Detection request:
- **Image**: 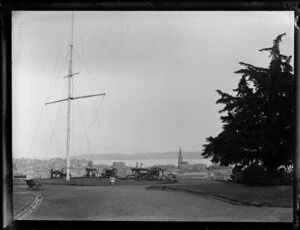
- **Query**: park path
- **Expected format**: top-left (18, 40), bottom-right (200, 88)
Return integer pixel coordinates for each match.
top-left (23, 184), bottom-right (292, 222)
top-left (14, 190), bottom-right (43, 220)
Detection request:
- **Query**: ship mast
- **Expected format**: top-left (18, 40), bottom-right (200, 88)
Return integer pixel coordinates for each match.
top-left (66, 11), bottom-right (74, 182)
top-left (45, 12), bottom-right (106, 181)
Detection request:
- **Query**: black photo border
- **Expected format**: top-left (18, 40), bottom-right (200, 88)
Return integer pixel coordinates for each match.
top-left (1, 1), bottom-right (299, 230)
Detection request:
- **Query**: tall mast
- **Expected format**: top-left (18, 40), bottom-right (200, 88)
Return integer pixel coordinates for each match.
top-left (45, 12), bottom-right (106, 181)
top-left (66, 11), bottom-right (74, 181)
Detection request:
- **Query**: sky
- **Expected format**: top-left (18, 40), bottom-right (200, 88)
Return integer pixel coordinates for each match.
top-left (12, 11), bottom-right (294, 159)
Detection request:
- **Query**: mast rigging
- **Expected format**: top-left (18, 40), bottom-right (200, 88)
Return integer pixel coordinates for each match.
top-left (45, 12), bottom-right (106, 181)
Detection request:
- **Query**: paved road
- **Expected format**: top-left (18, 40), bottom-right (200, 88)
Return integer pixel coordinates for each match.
top-left (25, 184), bottom-right (292, 222)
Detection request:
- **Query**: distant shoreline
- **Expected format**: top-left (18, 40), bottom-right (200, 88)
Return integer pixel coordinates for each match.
top-left (91, 158), bottom-right (213, 167)
top-left (14, 151), bottom-right (207, 161)
top-left (75, 151), bottom-right (205, 161)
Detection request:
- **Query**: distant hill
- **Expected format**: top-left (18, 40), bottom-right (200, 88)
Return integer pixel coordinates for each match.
top-left (75, 151), bottom-right (203, 161)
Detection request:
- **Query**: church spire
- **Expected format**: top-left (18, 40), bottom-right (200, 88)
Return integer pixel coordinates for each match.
top-left (178, 146), bottom-right (183, 168)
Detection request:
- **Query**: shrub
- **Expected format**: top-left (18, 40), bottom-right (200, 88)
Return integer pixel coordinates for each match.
top-left (230, 165), bottom-right (243, 183)
top-left (230, 163), bottom-right (293, 186)
top-left (239, 164), bottom-right (274, 186)
top-left (278, 170), bottom-right (293, 186)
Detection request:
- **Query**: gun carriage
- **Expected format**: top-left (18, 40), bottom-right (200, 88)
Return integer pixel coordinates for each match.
top-left (50, 169), bottom-right (71, 179)
top-left (127, 167), bottom-right (176, 182)
top-left (101, 168), bottom-right (118, 178)
top-left (85, 167), bottom-right (97, 177)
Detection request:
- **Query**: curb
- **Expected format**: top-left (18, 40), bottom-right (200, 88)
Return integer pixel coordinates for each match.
top-left (147, 186), bottom-right (291, 208)
top-left (14, 191), bottom-right (43, 220)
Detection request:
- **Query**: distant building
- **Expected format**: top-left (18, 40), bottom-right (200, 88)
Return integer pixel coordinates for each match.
top-left (153, 164), bottom-right (176, 170)
top-left (13, 163), bottom-right (17, 171)
top-left (178, 146), bottom-right (183, 168)
top-left (193, 164), bottom-right (207, 172)
top-left (179, 163), bottom-right (194, 171)
top-left (54, 162), bottom-right (65, 170)
top-left (112, 162), bottom-right (127, 178)
top-left (208, 164), bottom-right (233, 181)
top-left (24, 169), bottom-right (34, 177)
top-left (177, 147), bottom-right (190, 170)
top-left (175, 147), bottom-right (232, 181)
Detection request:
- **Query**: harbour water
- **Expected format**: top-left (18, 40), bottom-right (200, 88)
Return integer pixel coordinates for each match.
top-left (93, 158), bottom-right (213, 167)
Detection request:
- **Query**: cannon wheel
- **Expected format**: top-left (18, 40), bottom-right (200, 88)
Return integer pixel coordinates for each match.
top-left (138, 174), bottom-right (147, 181)
top-left (148, 167), bottom-right (163, 180)
top-left (148, 170), bottom-right (160, 180)
top-left (149, 173), bottom-right (159, 180)
top-left (132, 171), bottom-right (138, 178)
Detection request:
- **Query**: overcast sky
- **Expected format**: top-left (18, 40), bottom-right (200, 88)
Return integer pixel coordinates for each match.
top-left (12, 11), bottom-right (294, 159)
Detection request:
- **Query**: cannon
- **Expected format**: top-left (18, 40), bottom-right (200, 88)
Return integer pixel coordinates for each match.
top-left (144, 167), bottom-right (163, 180)
top-left (85, 167), bottom-right (97, 177)
top-left (127, 167), bottom-right (148, 180)
top-left (128, 167), bottom-right (176, 182)
top-left (50, 168), bottom-right (71, 179)
top-left (101, 168), bottom-right (118, 178)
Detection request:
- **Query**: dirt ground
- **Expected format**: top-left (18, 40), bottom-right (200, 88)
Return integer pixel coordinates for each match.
top-left (13, 192), bottom-right (36, 216)
top-left (13, 183), bottom-right (292, 222)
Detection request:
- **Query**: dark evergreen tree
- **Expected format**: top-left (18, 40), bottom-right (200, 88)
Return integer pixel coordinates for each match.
top-left (202, 33), bottom-right (295, 176)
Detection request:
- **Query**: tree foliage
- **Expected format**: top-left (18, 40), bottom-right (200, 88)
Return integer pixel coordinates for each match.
top-left (202, 33), bottom-right (295, 175)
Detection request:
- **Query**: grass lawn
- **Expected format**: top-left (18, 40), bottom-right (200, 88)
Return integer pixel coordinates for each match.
top-left (148, 179), bottom-right (293, 208)
top-left (13, 192), bottom-right (36, 216)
